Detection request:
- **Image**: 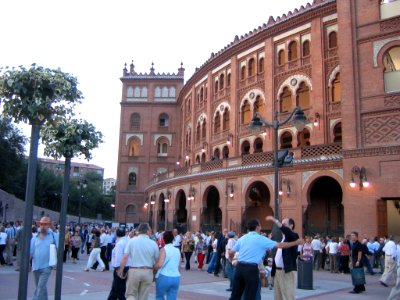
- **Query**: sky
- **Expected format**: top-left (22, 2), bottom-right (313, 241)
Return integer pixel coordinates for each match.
top-left (1, 0), bottom-right (310, 178)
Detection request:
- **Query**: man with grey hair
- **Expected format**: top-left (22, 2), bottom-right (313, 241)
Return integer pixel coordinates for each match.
top-left (118, 223), bottom-right (159, 300)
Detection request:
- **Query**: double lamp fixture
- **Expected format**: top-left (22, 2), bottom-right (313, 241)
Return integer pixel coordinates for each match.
top-left (350, 166), bottom-right (370, 190)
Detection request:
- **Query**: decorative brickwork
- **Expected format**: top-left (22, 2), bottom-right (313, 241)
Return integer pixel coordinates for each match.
top-left (380, 16), bottom-right (400, 31)
top-left (384, 93), bottom-right (400, 107)
top-left (301, 143), bottom-right (342, 158)
top-left (242, 151), bottom-right (274, 166)
top-left (363, 112), bottom-right (400, 146)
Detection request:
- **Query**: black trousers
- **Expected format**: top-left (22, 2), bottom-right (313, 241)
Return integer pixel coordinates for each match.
top-left (107, 267), bottom-right (128, 300)
top-left (107, 243), bottom-right (113, 262)
top-left (214, 252), bottom-right (222, 275)
top-left (230, 263), bottom-right (259, 300)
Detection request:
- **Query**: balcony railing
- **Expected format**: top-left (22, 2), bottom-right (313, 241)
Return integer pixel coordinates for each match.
top-left (301, 143), bottom-right (342, 158)
top-left (242, 151), bottom-right (274, 166)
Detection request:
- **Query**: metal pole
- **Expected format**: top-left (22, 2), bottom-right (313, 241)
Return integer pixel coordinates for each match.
top-left (78, 187), bottom-right (82, 225)
top-left (55, 156), bottom-right (71, 300)
top-left (272, 112), bottom-right (283, 242)
top-left (18, 123), bottom-right (40, 300)
top-left (164, 202), bottom-right (168, 231)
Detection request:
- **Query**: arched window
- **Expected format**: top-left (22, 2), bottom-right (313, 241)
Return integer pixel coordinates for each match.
top-left (202, 120), bottom-right (207, 140)
top-left (131, 113), bottom-right (141, 130)
top-left (383, 46), bottom-right (400, 93)
top-left (127, 86), bottom-right (134, 97)
top-left (157, 140), bottom-right (168, 156)
top-left (213, 148), bottom-right (220, 160)
top-left (248, 58), bottom-right (255, 76)
top-left (288, 41), bottom-right (298, 61)
top-left (155, 86), bottom-right (161, 97)
top-left (297, 128), bottom-right (311, 147)
top-left (128, 173), bottom-right (137, 186)
top-left (214, 80), bottom-right (219, 94)
top-left (302, 40), bottom-right (310, 57)
top-left (241, 66), bottom-right (246, 80)
top-left (200, 87), bottom-right (204, 101)
top-left (214, 112), bottom-right (221, 134)
top-left (126, 204), bottom-right (136, 214)
top-left (223, 107), bottom-right (230, 131)
top-left (134, 87), bottom-right (140, 97)
top-left (201, 152), bottom-right (206, 163)
top-left (159, 113), bottom-right (169, 127)
top-left (227, 73), bottom-right (231, 87)
top-left (196, 122), bottom-right (201, 144)
top-left (278, 49), bottom-right (285, 65)
top-left (162, 87), bottom-right (169, 97)
top-left (253, 137), bottom-right (263, 153)
top-left (128, 138), bottom-right (141, 156)
top-left (141, 87), bottom-right (148, 97)
top-left (296, 82), bottom-right (310, 109)
top-left (280, 131), bottom-right (293, 149)
top-left (223, 146), bottom-right (229, 159)
top-left (333, 122), bottom-right (342, 143)
top-left (195, 155), bottom-right (200, 164)
top-left (380, 0), bottom-right (400, 19)
top-left (280, 87), bottom-right (292, 113)
top-left (169, 87), bottom-right (176, 97)
top-left (219, 74), bottom-right (225, 90)
top-left (332, 73), bottom-right (341, 102)
top-left (258, 57), bottom-right (264, 73)
top-left (241, 141), bottom-right (250, 155)
top-left (254, 96), bottom-right (265, 116)
top-left (328, 32), bottom-right (338, 49)
top-left (241, 100), bottom-right (251, 124)
top-left (186, 99), bottom-right (191, 113)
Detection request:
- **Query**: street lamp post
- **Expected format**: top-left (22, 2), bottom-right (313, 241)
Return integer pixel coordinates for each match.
top-left (78, 179), bottom-right (87, 225)
top-left (249, 106), bottom-right (308, 236)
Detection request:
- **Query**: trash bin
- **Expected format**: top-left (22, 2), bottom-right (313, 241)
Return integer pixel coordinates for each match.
top-left (297, 256), bottom-right (313, 290)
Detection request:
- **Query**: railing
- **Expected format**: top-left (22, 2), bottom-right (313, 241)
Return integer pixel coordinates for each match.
top-left (242, 151), bottom-right (274, 166)
top-left (301, 143), bottom-right (342, 158)
top-left (201, 159), bottom-right (223, 171)
top-left (174, 166), bottom-right (189, 176)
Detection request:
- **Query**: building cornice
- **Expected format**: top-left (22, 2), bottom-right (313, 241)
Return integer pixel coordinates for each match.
top-left (343, 146), bottom-right (400, 158)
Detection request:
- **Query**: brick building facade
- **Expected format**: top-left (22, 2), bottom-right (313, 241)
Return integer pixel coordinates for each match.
top-left (115, 0), bottom-right (400, 238)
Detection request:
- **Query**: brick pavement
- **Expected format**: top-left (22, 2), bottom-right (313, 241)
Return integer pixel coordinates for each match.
top-left (0, 254), bottom-right (394, 299)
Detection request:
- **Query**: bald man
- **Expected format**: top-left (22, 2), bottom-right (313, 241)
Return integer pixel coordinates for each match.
top-left (30, 217), bottom-right (59, 300)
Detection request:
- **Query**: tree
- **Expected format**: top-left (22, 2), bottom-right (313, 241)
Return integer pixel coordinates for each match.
top-left (0, 64), bottom-right (82, 300)
top-left (0, 116), bottom-right (27, 198)
top-left (41, 117), bottom-right (102, 300)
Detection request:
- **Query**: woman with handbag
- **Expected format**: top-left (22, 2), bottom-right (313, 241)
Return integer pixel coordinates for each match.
top-left (181, 231), bottom-right (195, 270)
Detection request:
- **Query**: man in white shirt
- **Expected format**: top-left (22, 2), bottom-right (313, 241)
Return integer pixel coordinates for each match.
top-left (311, 235), bottom-right (322, 270)
top-left (225, 231), bottom-right (236, 292)
top-left (380, 235), bottom-right (397, 287)
top-left (108, 228), bottom-right (128, 300)
top-left (387, 240), bottom-right (400, 300)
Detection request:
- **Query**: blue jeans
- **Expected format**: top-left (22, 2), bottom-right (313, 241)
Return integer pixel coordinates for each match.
top-left (225, 260), bottom-right (234, 289)
top-left (33, 267), bottom-right (52, 300)
top-left (207, 252), bottom-right (216, 273)
top-left (155, 274), bottom-right (180, 300)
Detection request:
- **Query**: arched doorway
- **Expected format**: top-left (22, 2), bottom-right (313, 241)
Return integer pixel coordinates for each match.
top-left (158, 193), bottom-right (165, 231)
top-left (201, 186), bottom-right (222, 232)
top-left (304, 176), bottom-right (343, 237)
top-left (174, 190), bottom-right (188, 233)
top-left (242, 181), bottom-right (274, 232)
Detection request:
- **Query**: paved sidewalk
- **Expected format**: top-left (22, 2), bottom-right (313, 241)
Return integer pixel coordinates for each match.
top-left (0, 255), bottom-right (394, 299)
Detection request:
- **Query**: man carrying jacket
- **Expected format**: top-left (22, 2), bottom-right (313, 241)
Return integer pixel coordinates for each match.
top-left (266, 216), bottom-right (299, 300)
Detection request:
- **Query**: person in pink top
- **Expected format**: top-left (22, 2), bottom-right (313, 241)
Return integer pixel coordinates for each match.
top-left (301, 236), bottom-right (313, 257)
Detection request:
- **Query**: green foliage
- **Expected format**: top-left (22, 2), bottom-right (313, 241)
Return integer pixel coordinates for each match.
top-left (41, 118), bottom-right (103, 159)
top-left (34, 167), bottom-right (63, 210)
top-left (0, 64), bottom-right (82, 125)
top-left (0, 116), bottom-right (27, 198)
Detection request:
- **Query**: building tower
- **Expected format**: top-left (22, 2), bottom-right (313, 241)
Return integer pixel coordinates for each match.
top-left (115, 61), bottom-right (185, 225)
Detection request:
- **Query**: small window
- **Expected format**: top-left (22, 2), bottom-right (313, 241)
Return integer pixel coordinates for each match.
top-left (302, 40), bottom-right (310, 57)
top-left (214, 80), bottom-right (219, 93)
top-left (219, 74), bottom-right (225, 90)
top-left (169, 87), bottom-right (176, 97)
top-left (258, 57), bottom-right (264, 73)
top-left (202, 120), bottom-right (207, 139)
top-left (214, 112), bottom-right (221, 134)
top-left (128, 173), bottom-right (137, 186)
top-left (328, 32), bottom-right (338, 49)
top-left (157, 141), bottom-right (168, 156)
top-left (213, 148), bottom-right (220, 160)
top-left (278, 49), bottom-right (285, 66)
top-left (134, 87), bottom-right (140, 97)
top-left (162, 87), bottom-right (169, 97)
top-left (223, 107), bottom-right (230, 131)
top-left (159, 113), bottom-right (169, 127)
top-left (126, 204), bottom-right (136, 214)
top-left (129, 138), bottom-right (141, 156)
top-left (241, 66), bottom-right (246, 80)
top-left (254, 96), bottom-right (264, 116)
top-left (333, 122), bottom-right (342, 143)
top-left (297, 128), bottom-right (311, 147)
top-left (288, 41), bottom-right (298, 61)
top-left (253, 137), bottom-right (263, 153)
top-left (332, 73), bottom-right (341, 102)
top-left (241, 100), bottom-right (251, 124)
top-left (141, 87), bottom-right (148, 97)
top-left (280, 132), bottom-right (293, 149)
top-left (227, 73), bottom-right (231, 87)
top-left (155, 87), bottom-right (161, 97)
top-left (223, 146), bottom-right (229, 159)
top-left (296, 82), bottom-right (310, 109)
top-left (127, 86), bottom-right (134, 97)
top-left (280, 87), bottom-right (292, 113)
top-left (131, 113), bottom-right (141, 130)
top-left (201, 153), bottom-right (206, 163)
top-left (200, 87), bottom-right (204, 101)
top-left (248, 58), bottom-right (255, 76)
top-left (241, 141), bottom-right (250, 155)
top-left (196, 122), bottom-right (201, 143)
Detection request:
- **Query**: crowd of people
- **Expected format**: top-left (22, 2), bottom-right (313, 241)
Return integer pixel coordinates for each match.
top-left (1, 217), bottom-right (399, 300)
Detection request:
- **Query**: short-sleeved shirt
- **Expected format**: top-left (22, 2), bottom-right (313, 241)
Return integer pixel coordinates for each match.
top-left (30, 230), bottom-right (59, 271)
top-left (124, 234), bottom-right (159, 267)
top-left (233, 231), bottom-right (277, 264)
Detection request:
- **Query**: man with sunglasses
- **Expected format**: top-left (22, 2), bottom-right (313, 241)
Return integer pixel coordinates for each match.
top-left (30, 217), bottom-right (59, 300)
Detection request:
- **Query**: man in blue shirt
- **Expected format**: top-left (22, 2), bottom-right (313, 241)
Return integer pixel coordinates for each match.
top-left (30, 217), bottom-right (59, 300)
top-left (229, 219), bottom-right (302, 300)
